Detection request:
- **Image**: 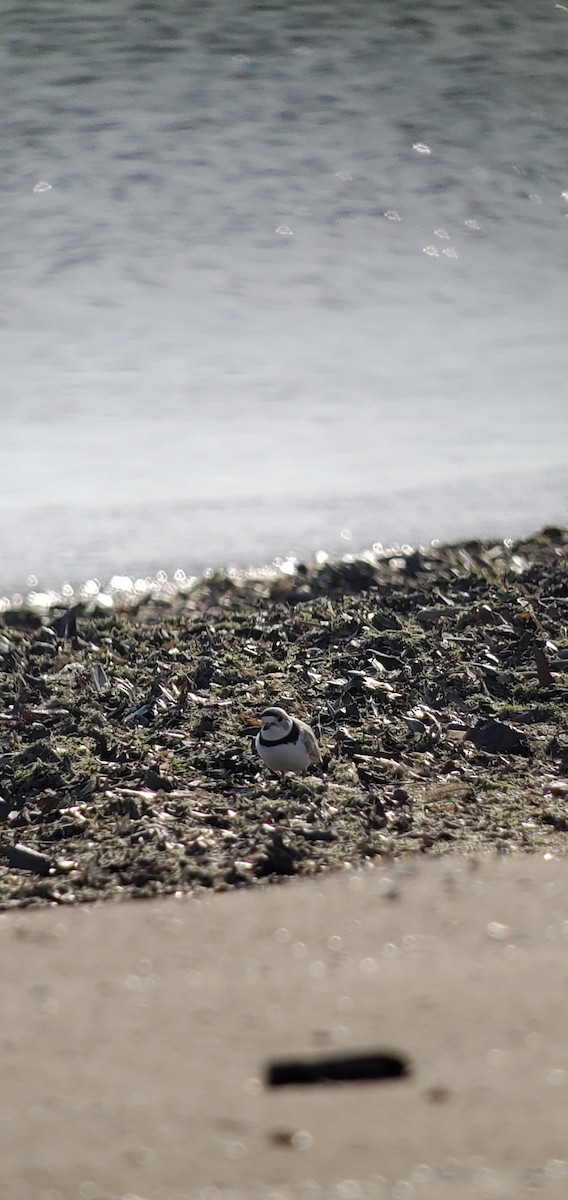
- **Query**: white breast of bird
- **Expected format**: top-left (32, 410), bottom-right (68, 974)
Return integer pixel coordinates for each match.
top-left (255, 735), bottom-right (314, 775)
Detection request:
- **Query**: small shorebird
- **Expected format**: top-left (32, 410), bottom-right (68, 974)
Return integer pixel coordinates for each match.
top-left (249, 706), bottom-right (322, 776)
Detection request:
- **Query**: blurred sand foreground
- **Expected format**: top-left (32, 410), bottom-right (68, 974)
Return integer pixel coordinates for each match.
top-left (2, 855), bottom-right (568, 1200)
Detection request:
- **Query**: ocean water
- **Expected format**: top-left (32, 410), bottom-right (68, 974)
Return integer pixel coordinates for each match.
top-left (1, 0), bottom-right (567, 591)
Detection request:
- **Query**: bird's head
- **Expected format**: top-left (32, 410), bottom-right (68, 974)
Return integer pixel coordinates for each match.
top-left (259, 706), bottom-right (293, 738)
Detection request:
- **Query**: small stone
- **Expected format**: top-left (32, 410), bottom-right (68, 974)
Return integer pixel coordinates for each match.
top-left (464, 718), bottom-right (530, 756)
top-left (392, 787), bottom-right (409, 804)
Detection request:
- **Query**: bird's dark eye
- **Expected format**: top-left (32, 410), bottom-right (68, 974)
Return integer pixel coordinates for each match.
top-left (277, 716), bottom-right (282, 722)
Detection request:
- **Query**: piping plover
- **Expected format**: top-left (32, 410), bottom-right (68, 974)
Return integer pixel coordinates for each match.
top-left (250, 706), bottom-right (322, 775)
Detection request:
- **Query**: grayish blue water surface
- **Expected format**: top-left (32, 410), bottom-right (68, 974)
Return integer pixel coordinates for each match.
top-left (1, 0), bottom-right (567, 590)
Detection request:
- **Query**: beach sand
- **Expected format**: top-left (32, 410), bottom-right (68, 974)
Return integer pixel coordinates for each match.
top-left (3, 854), bottom-right (568, 1199)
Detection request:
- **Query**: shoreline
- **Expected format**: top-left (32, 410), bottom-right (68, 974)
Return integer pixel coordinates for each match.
top-left (3, 474), bottom-right (567, 599)
top-left (2, 521), bottom-right (567, 616)
top-left (0, 525), bottom-right (567, 909)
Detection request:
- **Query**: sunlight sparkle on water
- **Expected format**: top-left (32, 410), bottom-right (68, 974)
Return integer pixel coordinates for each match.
top-left (276, 556), bottom-right (297, 576)
top-left (109, 575), bottom-right (134, 592)
top-left (81, 579), bottom-right (100, 597)
top-left (27, 590), bottom-right (60, 609)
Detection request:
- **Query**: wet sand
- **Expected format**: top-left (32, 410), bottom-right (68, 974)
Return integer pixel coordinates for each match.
top-left (3, 854), bottom-right (568, 1199)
